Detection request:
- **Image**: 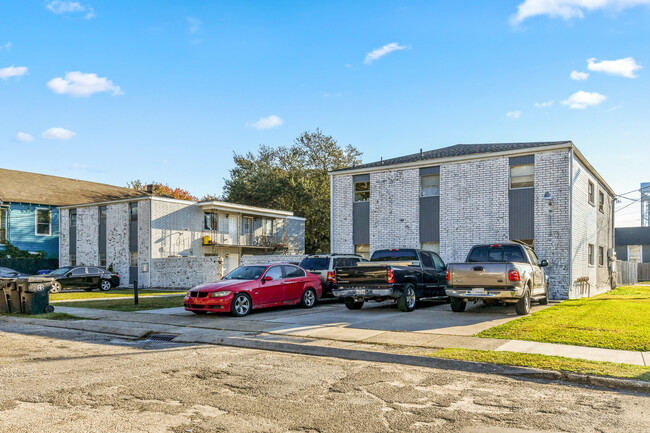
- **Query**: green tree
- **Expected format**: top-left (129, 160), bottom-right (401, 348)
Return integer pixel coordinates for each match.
top-left (222, 129), bottom-right (362, 254)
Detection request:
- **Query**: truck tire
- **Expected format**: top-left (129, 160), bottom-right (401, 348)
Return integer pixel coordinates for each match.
top-left (450, 297), bottom-right (466, 312)
top-left (397, 283), bottom-right (417, 312)
top-left (515, 286), bottom-right (531, 315)
top-left (344, 298), bottom-right (364, 310)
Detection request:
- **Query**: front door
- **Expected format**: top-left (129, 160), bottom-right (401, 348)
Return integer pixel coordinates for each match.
top-left (242, 217), bottom-right (253, 246)
top-left (253, 265), bottom-right (285, 306)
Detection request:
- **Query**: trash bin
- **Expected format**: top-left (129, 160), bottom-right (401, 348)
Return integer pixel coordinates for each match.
top-left (15, 277), bottom-right (55, 314)
top-left (0, 278), bottom-right (20, 314)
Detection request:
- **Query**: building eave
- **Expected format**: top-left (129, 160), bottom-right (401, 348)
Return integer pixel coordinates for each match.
top-left (197, 200), bottom-right (294, 218)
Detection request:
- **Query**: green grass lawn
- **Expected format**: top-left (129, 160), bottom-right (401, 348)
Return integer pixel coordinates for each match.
top-left (50, 289), bottom-right (185, 302)
top-left (55, 295), bottom-right (185, 312)
top-left (478, 286), bottom-right (650, 351)
top-left (0, 312), bottom-right (85, 321)
top-left (430, 348), bottom-right (650, 383)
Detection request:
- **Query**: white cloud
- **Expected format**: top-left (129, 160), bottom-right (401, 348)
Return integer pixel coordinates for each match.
top-left (323, 92), bottom-right (342, 98)
top-left (506, 110), bottom-right (522, 119)
top-left (0, 42), bottom-right (11, 50)
top-left (0, 66), bottom-right (28, 79)
top-left (561, 90), bottom-right (606, 109)
top-left (47, 71), bottom-right (123, 97)
top-left (46, 1), bottom-right (94, 19)
top-left (587, 57), bottom-right (642, 78)
top-left (570, 70), bottom-right (589, 80)
top-left (534, 100), bottom-right (554, 108)
top-left (15, 132), bottom-right (33, 142)
top-left (187, 17), bottom-right (201, 34)
top-left (42, 127), bottom-right (76, 140)
top-left (363, 42), bottom-right (407, 65)
top-left (248, 115), bottom-right (284, 130)
top-left (512, 0), bottom-right (650, 24)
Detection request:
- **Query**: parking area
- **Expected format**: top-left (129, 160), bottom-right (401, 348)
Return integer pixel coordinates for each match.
top-left (138, 299), bottom-right (551, 341)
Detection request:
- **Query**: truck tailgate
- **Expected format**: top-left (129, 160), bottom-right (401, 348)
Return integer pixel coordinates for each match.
top-left (448, 263), bottom-right (511, 288)
top-left (335, 266), bottom-right (390, 286)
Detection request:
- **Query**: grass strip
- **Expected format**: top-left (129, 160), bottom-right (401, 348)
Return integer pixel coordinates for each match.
top-left (477, 285), bottom-right (650, 351)
top-left (50, 289), bottom-right (185, 301)
top-left (0, 312), bottom-right (85, 321)
top-left (55, 295), bottom-right (185, 312)
top-left (430, 348), bottom-right (650, 383)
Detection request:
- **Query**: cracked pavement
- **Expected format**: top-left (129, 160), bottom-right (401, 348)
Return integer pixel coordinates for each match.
top-left (0, 323), bottom-right (648, 433)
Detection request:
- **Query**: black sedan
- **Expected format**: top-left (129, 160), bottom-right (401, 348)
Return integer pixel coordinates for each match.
top-left (0, 267), bottom-right (30, 278)
top-left (44, 266), bottom-right (120, 293)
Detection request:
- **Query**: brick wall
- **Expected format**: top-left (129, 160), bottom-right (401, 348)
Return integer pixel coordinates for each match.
top-left (137, 199), bottom-right (151, 287)
top-left (331, 174), bottom-right (354, 254)
top-left (106, 202), bottom-right (130, 285)
top-left (151, 199), bottom-right (205, 259)
top-left (440, 157), bottom-right (510, 263)
top-left (150, 257), bottom-right (222, 288)
top-left (241, 254), bottom-right (307, 266)
top-left (369, 169), bottom-right (420, 251)
top-left (76, 206), bottom-right (98, 266)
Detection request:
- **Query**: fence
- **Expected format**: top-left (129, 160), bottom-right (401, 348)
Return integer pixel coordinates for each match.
top-left (615, 260), bottom-right (638, 286)
top-left (639, 263), bottom-right (650, 282)
top-left (0, 258), bottom-right (59, 274)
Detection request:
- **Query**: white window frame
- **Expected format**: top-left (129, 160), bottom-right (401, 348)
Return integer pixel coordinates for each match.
top-left (354, 181), bottom-right (370, 202)
top-left (598, 246), bottom-right (605, 267)
top-left (35, 208), bottom-right (52, 236)
top-left (420, 174), bottom-right (440, 197)
top-left (588, 244), bottom-right (595, 267)
top-left (588, 180), bottom-right (595, 206)
top-left (598, 190), bottom-right (605, 213)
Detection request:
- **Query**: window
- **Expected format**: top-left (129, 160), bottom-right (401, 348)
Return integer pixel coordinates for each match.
top-left (598, 246), bottom-right (605, 267)
top-left (421, 174), bottom-right (440, 197)
top-left (71, 267), bottom-right (86, 276)
top-left (282, 265), bottom-right (305, 278)
top-left (299, 257), bottom-right (330, 270)
top-left (354, 244), bottom-right (370, 259)
top-left (420, 251), bottom-right (434, 268)
top-left (204, 213), bottom-right (217, 230)
top-left (354, 181), bottom-right (370, 202)
top-left (588, 244), bottom-right (594, 266)
top-left (598, 191), bottom-right (605, 213)
top-left (588, 181), bottom-right (595, 205)
top-left (467, 245), bottom-right (525, 263)
top-left (263, 219), bottom-right (273, 236)
top-left (130, 251), bottom-right (138, 267)
top-left (70, 254), bottom-right (76, 266)
top-left (0, 208), bottom-right (7, 244)
top-left (371, 249), bottom-right (419, 262)
top-left (431, 253), bottom-right (445, 269)
top-left (70, 210), bottom-right (77, 228)
top-left (99, 206), bottom-right (107, 219)
top-left (421, 242), bottom-right (440, 254)
top-left (87, 267), bottom-right (100, 276)
top-left (527, 249), bottom-right (540, 266)
top-left (35, 208), bottom-right (52, 236)
top-left (99, 253), bottom-right (107, 267)
top-left (264, 266), bottom-right (283, 280)
top-left (130, 203), bottom-right (138, 222)
top-left (510, 164), bottom-right (534, 189)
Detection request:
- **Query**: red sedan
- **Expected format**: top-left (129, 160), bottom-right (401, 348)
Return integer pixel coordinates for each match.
top-left (184, 263), bottom-right (323, 317)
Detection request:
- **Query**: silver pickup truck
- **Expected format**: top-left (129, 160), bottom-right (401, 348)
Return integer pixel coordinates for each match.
top-left (445, 243), bottom-right (549, 315)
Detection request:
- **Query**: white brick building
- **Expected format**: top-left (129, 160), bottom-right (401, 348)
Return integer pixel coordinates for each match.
top-left (59, 196), bottom-right (305, 288)
top-left (330, 141), bottom-right (615, 299)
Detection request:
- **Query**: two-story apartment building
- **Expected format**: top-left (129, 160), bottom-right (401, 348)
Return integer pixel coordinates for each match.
top-left (330, 141), bottom-right (616, 300)
top-left (59, 196), bottom-right (305, 288)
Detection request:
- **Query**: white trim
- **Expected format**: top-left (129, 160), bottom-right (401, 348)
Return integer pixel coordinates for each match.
top-left (198, 200), bottom-right (294, 218)
top-left (34, 207), bottom-right (52, 236)
top-left (58, 195), bottom-right (151, 209)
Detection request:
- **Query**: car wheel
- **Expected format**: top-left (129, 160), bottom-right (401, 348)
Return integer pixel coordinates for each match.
top-left (230, 293), bottom-right (252, 317)
top-left (99, 279), bottom-right (112, 292)
top-left (49, 281), bottom-right (62, 294)
top-left (397, 283), bottom-right (417, 312)
top-left (193, 310), bottom-right (208, 315)
top-left (538, 284), bottom-right (549, 305)
top-left (43, 305), bottom-right (54, 314)
top-left (344, 298), bottom-right (364, 310)
top-left (450, 297), bottom-right (466, 312)
top-left (300, 288), bottom-right (317, 308)
top-left (515, 286), bottom-right (532, 315)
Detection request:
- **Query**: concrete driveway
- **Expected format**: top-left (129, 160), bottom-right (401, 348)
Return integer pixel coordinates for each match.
top-left (140, 298), bottom-right (550, 342)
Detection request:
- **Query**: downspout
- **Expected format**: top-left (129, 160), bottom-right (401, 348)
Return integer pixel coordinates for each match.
top-left (568, 147), bottom-right (574, 299)
top-left (611, 196), bottom-right (616, 288)
top-left (330, 173), bottom-right (334, 254)
top-left (149, 197), bottom-right (153, 289)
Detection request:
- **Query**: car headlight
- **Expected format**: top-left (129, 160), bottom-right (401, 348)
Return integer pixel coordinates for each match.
top-left (210, 290), bottom-right (232, 298)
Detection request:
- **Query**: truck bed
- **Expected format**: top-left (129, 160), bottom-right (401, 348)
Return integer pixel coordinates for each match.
top-left (447, 262), bottom-right (515, 289)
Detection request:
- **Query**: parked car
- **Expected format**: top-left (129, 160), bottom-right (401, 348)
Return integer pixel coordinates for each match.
top-left (43, 266), bottom-right (120, 293)
top-left (445, 243), bottom-right (549, 315)
top-left (333, 248), bottom-right (448, 312)
top-left (0, 267), bottom-right (30, 278)
top-left (184, 263), bottom-right (322, 317)
top-left (299, 254), bottom-right (366, 297)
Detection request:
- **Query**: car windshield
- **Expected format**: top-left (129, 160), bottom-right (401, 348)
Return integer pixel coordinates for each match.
top-left (467, 246), bottom-right (526, 263)
top-left (298, 257), bottom-right (329, 270)
top-left (49, 267), bottom-right (73, 276)
top-left (371, 250), bottom-right (419, 262)
top-left (223, 266), bottom-right (267, 280)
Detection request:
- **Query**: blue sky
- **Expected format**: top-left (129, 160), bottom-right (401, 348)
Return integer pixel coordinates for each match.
top-left (1, 1), bottom-right (648, 225)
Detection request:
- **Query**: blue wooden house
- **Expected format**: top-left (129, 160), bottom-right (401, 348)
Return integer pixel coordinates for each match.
top-left (0, 168), bottom-right (148, 259)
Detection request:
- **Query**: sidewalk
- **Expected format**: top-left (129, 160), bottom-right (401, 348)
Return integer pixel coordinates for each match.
top-left (22, 305), bottom-right (650, 367)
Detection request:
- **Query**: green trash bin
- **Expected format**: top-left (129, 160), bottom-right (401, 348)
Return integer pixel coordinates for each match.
top-left (0, 278), bottom-right (20, 314)
top-left (16, 277), bottom-right (55, 315)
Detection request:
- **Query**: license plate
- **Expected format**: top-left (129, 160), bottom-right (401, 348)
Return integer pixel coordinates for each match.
top-left (471, 288), bottom-right (485, 295)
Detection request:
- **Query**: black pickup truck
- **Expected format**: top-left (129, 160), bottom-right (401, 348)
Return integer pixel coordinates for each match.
top-left (332, 249), bottom-right (447, 312)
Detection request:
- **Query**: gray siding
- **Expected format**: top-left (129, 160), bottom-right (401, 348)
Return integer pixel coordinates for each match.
top-left (644, 245), bottom-right (650, 263)
top-left (615, 227), bottom-right (650, 246)
top-left (420, 166), bottom-right (440, 176)
top-left (509, 155), bottom-right (535, 166)
top-left (615, 246), bottom-right (628, 261)
top-left (353, 201), bottom-right (370, 245)
top-left (129, 203), bottom-right (138, 253)
top-left (353, 173), bottom-right (370, 182)
top-left (419, 196), bottom-right (440, 242)
top-left (98, 206), bottom-right (107, 259)
top-left (509, 188), bottom-right (534, 240)
top-left (69, 209), bottom-right (76, 257)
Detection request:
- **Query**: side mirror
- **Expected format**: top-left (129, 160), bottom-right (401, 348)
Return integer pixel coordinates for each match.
top-left (262, 276), bottom-right (273, 282)
top-left (65, 273), bottom-right (72, 278)
top-left (540, 260), bottom-right (549, 267)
